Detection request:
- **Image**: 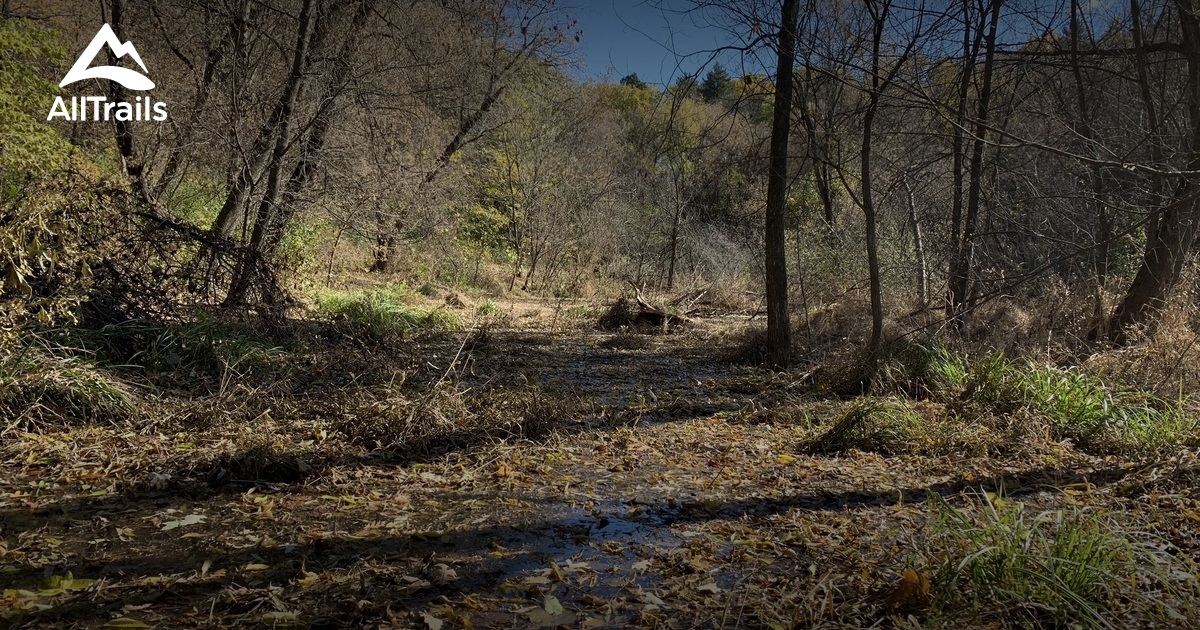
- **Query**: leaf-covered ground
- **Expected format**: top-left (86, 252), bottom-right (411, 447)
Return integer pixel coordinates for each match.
top-left (2, 308), bottom-right (1199, 628)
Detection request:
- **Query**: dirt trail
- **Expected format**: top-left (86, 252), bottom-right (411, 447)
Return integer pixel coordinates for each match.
top-left (0, 320), bottom-right (1187, 628)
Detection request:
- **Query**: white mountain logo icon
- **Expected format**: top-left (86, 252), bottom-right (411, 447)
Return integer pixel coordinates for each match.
top-left (60, 23), bottom-right (155, 91)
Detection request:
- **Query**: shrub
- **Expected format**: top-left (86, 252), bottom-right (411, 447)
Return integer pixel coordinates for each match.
top-left (0, 20), bottom-right (111, 338)
top-left (874, 338), bottom-right (969, 400)
top-left (476, 299), bottom-right (501, 317)
top-left (60, 317), bottom-right (283, 381)
top-left (596, 297), bottom-right (638, 331)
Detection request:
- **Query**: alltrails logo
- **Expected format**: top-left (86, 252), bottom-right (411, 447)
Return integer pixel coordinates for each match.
top-left (48, 24), bottom-right (168, 122)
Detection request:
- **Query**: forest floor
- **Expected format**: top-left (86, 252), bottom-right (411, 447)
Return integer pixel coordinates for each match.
top-left (2, 300), bottom-right (1199, 628)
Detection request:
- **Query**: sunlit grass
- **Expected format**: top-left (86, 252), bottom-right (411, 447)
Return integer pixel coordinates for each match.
top-left (311, 287), bottom-right (461, 338)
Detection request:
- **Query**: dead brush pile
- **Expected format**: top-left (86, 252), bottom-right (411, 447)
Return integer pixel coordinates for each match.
top-left (595, 297), bottom-right (640, 331)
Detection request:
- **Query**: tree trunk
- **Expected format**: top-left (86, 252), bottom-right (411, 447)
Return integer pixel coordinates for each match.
top-left (1069, 0), bottom-right (1111, 337)
top-left (948, 0), bottom-right (1001, 325)
top-left (210, 0), bottom-right (320, 240)
top-left (152, 1), bottom-right (249, 203)
top-left (764, 0), bottom-right (799, 370)
top-left (904, 179), bottom-right (928, 305)
top-left (860, 0), bottom-right (895, 364)
top-left (223, 0), bottom-right (317, 306)
top-left (797, 87), bottom-right (835, 227)
top-left (371, 86), bottom-right (507, 272)
top-left (1131, 0), bottom-right (1166, 245)
top-left (1109, 0), bottom-right (1200, 343)
top-left (107, 0), bottom-right (159, 216)
top-left (946, 0), bottom-right (981, 323)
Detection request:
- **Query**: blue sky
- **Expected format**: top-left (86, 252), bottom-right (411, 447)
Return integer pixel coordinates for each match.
top-left (570, 1), bottom-right (745, 87)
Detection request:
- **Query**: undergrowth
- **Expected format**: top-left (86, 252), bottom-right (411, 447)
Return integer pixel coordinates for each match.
top-left (965, 354), bottom-right (1195, 451)
top-left (928, 491), bottom-right (1199, 628)
top-left (59, 317), bottom-right (285, 380)
top-left (0, 344), bottom-right (136, 431)
top-left (868, 339), bottom-right (1197, 454)
top-left (338, 381), bottom-right (588, 459)
top-left (312, 287), bottom-right (461, 339)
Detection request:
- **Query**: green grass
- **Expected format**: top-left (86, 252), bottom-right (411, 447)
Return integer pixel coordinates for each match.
top-left (929, 491), bottom-right (1198, 628)
top-left (312, 287), bottom-right (461, 338)
top-left (875, 338), bottom-right (970, 400)
top-left (876, 343), bottom-right (1196, 451)
top-left (966, 354), bottom-right (1196, 450)
top-left (476, 299), bottom-right (501, 317)
top-left (808, 397), bottom-right (929, 455)
top-left (58, 317), bottom-right (284, 379)
top-left (0, 345), bottom-right (137, 428)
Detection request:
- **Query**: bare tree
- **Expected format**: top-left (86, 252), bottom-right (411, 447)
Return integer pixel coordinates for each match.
top-left (764, 0), bottom-right (799, 369)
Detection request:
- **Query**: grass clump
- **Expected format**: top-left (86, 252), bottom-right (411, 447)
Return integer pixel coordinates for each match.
top-left (339, 383), bottom-right (584, 459)
top-left (929, 492), bottom-right (1198, 628)
top-left (875, 338), bottom-right (970, 400)
top-left (965, 354), bottom-right (1195, 451)
top-left (476, 299), bottom-right (501, 317)
top-left (808, 398), bottom-right (930, 455)
top-left (62, 317), bottom-right (283, 380)
top-left (0, 347), bottom-right (137, 430)
top-left (313, 288), bottom-right (461, 339)
top-left (565, 304), bottom-right (599, 320)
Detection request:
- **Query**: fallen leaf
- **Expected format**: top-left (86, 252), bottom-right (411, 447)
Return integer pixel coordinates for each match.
top-left (421, 612), bottom-right (444, 630)
top-left (543, 595), bottom-right (564, 615)
top-left (886, 568), bottom-right (932, 609)
top-left (161, 514), bottom-right (206, 531)
top-left (103, 619), bottom-right (150, 629)
top-left (260, 611), bottom-right (299, 626)
top-left (41, 574), bottom-right (94, 591)
top-left (697, 582), bottom-right (721, 594)
top-left (428, 563), bottom-right (458, 585)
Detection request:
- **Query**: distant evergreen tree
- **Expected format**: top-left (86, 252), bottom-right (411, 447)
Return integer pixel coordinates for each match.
top-left (619, 73), bottom-right (648, 89)
top-left (699, 64), bottom-right (733, 103)
top-left (671, 74), bottom-right (698, 96)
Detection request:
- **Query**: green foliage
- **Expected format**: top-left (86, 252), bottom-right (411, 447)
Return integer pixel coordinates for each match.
top-left (699, 64), bottom-right (733, 104)
top-left (165, 176), bottom-right (224, 228)
top-left (476, 299), bottom-right (500, 317)
top-left (312, 287), bottom-right (461, 338)
top-left (458, 202), bottom-right (513, 261)
top-left (0, 18), bottom-right (109, 338)
top-left (276, 214), bottom-right (333, 283)
top-left (930, 492), bottom-right (1198, 628)
top-left (874, 339), bottom-right (969, 400)
top-left (618, 73), bottom-right (648, 90)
